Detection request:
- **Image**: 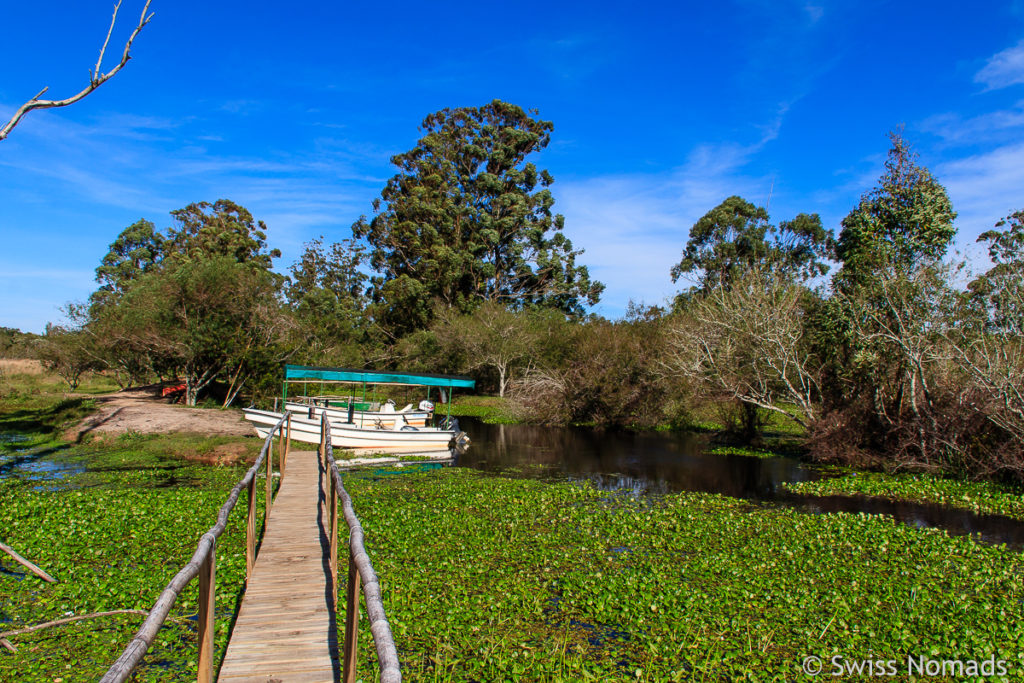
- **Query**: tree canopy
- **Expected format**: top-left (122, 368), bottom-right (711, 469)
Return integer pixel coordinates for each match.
top-left (670, 195), bottom-right (833, 302)
top-left (353, 99), bottom-right (603, 335)
top-left (835, 133), bottom-right (956, 290)
top-left (164, 199), bottom-right (281, 269)
top-left (93, 218), bottom-right (164, 302)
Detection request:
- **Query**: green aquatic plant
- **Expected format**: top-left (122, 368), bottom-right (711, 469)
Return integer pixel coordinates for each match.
top-left (339, 468), bottom-right (1024, 681)
top-left (0, 428), bottom-right (270, 681)
top-left (706, 446), bottom-right (785, 459)
top-left (785, 472), bottom-right (1024, 521)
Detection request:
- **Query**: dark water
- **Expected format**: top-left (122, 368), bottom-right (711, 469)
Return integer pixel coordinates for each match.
top-left (457, 419), bottom-right (1024, 550)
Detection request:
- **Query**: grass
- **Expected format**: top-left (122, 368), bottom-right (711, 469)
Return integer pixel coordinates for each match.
top-left (785, 472), bottom-right (1024, 521)
top-left (340, 468), bottom-right (1024, 681)
top-left (447, 394), bottom-right (521, 424)
top-left (1, 364), bottom-right (121, 399)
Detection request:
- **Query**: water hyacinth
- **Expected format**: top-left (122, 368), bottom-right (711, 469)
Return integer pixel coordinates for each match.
top-left (785, 472), bottom-right (1024, 522)
top-left (341, 469), bottom-right (1024, 681)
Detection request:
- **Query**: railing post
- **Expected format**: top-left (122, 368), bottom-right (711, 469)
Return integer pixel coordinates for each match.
top-left (283, 414), bottom-right (290, 477)
top-left (246, 473), bottom-right (256, 579)
top-left (197, 539), bottom-right (216, 683)
top-left (330, 471), bottom-right (338, 609)
top-left (278, 415), bottom-right (286, 479)
top-left (343, 544), bottom-right (361, 683)
top-left (265, 438), bottom-right (273, 526)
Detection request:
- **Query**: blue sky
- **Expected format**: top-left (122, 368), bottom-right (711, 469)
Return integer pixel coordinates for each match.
top-left (2, 0), bottom-right (1024, 332)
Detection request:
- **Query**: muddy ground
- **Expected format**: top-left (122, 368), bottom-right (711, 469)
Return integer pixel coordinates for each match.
top-left (70, 385), bottom-right (254, 440)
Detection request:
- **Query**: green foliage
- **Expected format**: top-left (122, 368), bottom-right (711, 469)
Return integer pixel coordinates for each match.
top-left (353, 100), bottom-right (603, 335)
top-left (35, 325), bottom-right (104, 390)
top-left (511, 316), bottom-right (689, 428)
top-left (285, 236), bottom-right (370, 364)
top-left (706, 445), bottom-right (786, 459)
top-left (0, 458), bottom-right (260, 681)
top-left (0, 394), bottom-right (267, 681)
top-left (971, 209), bottom-right (1024, 330)
top-left (785, 472), bottom-right (1024, 520)
top-left (834, 133), bottom-right (956, 291)
top-left (93, 218), bottom-right (165, 301)
top-left (670, 195), bottom-right (833, 302)
top-left (107, 256), bottom-right (289, 405)
top-left (806, 134), bottom-right (997, 475)
top-left (165, 199), bottom-right (281, 270)
top-left (429, 302), bottom-right (553, 397)
top-left (0, 327), bottom-right (41, 358)
top-left (341, 468), bottom-right (1024, 681)
top-left (447, 395), bottom-right (520, 424)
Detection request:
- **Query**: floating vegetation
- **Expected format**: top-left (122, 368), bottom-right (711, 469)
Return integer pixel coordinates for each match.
top-left (706, 445), bottom-right (785, 459)
top-left (785, 472), bottom-right (1024, 522)
top-left (342, 468), bottom-right (1024, 681)
top-left (0, 398), bottom-right (265, 681)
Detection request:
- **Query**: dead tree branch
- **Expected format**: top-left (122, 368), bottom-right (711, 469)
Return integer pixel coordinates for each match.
top-left (0, 610), bottom-right (149, 642)
top-left (0, 541), bottom-right (57, 583)
top-left (0, 0), bottom-right (154, 142)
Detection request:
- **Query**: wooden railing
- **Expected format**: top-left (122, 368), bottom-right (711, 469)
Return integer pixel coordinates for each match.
top-left (101, 413), bottom-right (293, 683)
top-left (319, 415), bottom-right (402, 683)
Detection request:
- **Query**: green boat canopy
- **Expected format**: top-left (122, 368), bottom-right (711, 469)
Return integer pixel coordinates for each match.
top-left (284, 364), bottom-right (476, 389)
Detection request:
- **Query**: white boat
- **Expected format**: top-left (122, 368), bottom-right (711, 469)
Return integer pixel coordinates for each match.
top-left (284, 398), bottom-right (431, 428)
top-left (245, 365), bottom-right (476, 454)
top-left (244, 408), bottom-right (466, 452)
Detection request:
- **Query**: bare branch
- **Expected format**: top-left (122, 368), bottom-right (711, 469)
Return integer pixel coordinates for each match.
top-left (94, 1), bottom-right (124, 83)
top-left (0, 610), bottom-right (149, 640)
top-left (0, 541), bottom-right (57, 583)
top-left (0, 0), bottom-right (154, 142)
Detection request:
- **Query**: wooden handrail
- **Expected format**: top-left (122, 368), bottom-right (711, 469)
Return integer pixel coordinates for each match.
top-left (320, 415), bottom-right (402, 683)
top-left (101, 412), bottom-right (292, 683)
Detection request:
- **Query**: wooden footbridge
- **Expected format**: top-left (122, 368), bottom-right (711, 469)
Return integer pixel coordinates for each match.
top-left (101, 415), bottom-right (402, 683)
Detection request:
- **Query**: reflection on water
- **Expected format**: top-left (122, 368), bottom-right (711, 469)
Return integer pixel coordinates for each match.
top-left (458, 419), bottom-right (1024, 550)
top-left (457, 419), bottom-right (820, 497)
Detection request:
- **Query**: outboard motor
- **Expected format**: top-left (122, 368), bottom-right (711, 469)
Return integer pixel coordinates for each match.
top-left (439, 416), bottom-right (460, 433)
top-left (347, 402), bottom-right (355, 424)
top-left (307, 405), bottom-right (315, 420)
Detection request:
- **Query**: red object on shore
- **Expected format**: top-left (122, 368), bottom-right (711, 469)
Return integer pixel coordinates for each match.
top-left (161, 383), bottom-right (186, 397)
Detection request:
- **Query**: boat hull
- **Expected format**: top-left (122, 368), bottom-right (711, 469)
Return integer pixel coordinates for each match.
top-left (244, 408), bottom-right (460, 453)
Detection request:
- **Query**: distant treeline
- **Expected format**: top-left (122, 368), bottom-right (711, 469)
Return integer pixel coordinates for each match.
top-left (18, 102), bottom-right (1024, 483)
top-left (0, 327), bottom-right (40, 358)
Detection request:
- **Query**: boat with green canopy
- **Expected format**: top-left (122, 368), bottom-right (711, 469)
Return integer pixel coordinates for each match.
top-left (243, 365), bottom-right (475, 452)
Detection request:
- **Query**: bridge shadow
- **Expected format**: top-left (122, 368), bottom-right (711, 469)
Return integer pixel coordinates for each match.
top-left (317, 451), bottom-right (342, 681)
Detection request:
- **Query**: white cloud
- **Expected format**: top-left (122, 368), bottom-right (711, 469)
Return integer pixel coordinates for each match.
top-left (975, 40), bottom-right (1024, 90)
top-left (556, 141), bottom-right (772, 316)
top-left (922, 100), bottom-right (1024, 144)
top-left (804, 4), bottom-right (824, 23)
top-left (939, 141), bottom-right (1024, 245)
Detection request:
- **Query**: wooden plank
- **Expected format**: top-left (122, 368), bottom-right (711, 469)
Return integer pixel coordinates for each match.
top-left (219, 451), bottom-right (340, 682)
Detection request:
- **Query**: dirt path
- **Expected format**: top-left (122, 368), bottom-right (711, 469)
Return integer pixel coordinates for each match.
top-left (70, 386), bottom-right (254, 440)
